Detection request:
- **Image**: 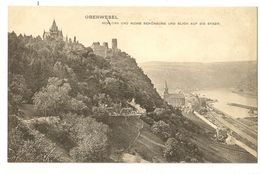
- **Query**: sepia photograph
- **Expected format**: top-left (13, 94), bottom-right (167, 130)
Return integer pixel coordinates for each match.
top-left (8, 6), bottom-right (257, 163)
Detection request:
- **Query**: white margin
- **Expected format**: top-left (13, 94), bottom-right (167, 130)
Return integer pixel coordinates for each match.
top-left (1, 1), bottom-right (259, 174)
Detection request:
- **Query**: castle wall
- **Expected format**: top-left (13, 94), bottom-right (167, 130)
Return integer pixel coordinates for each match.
top-left (91, 44), bottom-right (107, 57)
top-left (91, 39), bottom-right (119, 57)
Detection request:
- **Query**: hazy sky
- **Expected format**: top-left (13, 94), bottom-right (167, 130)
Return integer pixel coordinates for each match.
top-left (9, 7), bottom-right (257, 63)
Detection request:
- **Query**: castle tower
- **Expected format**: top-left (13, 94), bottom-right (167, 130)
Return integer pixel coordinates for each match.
top-left (91, 41), bottom-right (107, 57)
top-left (60, 29), bottom-right (63, 38)
top-left (112, 38), bottom-right (117, 50)
top-left (103, 42), bottom-right (108, 49)
top-left (163, 81), bottom-right (169, 99)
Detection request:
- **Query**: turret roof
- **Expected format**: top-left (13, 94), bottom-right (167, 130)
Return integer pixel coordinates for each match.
top-left (50, 20), bottom-right (58, 31)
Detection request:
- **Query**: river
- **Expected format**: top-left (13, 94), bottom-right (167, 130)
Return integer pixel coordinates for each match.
top-left (198, 88), bottom-right (257, 118)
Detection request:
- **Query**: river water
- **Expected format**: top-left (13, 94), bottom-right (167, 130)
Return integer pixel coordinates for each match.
top-left (198, 88), bottom-right (257, 118)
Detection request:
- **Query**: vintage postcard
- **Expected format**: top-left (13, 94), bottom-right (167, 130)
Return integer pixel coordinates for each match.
top-left (8, 6), bottom-right (257, 163)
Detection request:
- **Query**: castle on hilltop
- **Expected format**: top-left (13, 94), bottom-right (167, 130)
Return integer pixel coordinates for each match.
top-left (42, 20), bottom-right (120, 57)
top-left (43, 20), bottom-right (78, 44)
top-left (91, 38), bottom-right (119, 58)
top-left (43, 20), bottom-right (63, 40)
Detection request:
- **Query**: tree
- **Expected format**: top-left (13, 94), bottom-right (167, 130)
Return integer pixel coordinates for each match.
top-left (93, 93), bottom-right (113, 106)
top-left (33, 77), bottom-right (71, 116)
top-left (53, 61), bottom-right (76, 80)
top-left (8, 115), bottom-right (61, 162)
top-left (8, 74), bottom-right (32, 114)
top-left (8, 32), bottom-right (29, 75)
top-left (151, 120), bottom-right (171, 140)
top-left (102, 77), bottom-right (124, 98)
top-left (164, 137), bottom-right (184, 162)
top-left (70, 98), bottom-right (89, 115)
top-left (63, 114), bottom-right (110, 162)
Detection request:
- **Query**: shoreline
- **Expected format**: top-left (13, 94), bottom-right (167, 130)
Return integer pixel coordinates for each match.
top-left (193, 110), bottom-right (257, 158)
top-left (231, 90), bottom-right (257, 99)
top-left (182, 111), bottom-right (257, 162)
top-left (198, 88), bottom-right (257, 119)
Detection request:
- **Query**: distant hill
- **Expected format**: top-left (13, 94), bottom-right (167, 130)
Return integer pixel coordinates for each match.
top-left (139, 61), bottom-right (257, 96)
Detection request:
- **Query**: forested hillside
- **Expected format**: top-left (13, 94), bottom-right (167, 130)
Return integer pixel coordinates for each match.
top-left (8, 32), bottom-right (203, 162)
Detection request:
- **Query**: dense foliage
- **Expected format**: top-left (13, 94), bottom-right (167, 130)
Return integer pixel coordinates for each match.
top-left (8, 115), bottom-right (62, 162)
top-left (8, 32), bottom-right (163, 113)
top-left (65, 114), bottom-right (110, 162)
top-left (8, 32), bottom-right (204, 162)
top-left (108, 52), bottom-right (164, 112)
top-left (144, 107), bottom-right (204, 162)
top-left (8, 74), bottom-right (32, 114)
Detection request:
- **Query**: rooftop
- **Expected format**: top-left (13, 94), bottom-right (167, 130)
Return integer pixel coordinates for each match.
top-left (165, 93), bottom-right (185, 99)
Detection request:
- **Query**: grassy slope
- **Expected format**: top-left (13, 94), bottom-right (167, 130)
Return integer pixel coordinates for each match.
top-left (101, 116), bottom-right (166, 162)
top-left (18, 106), bottom-right (165, 163)
top-left (134, 124), bottom-right (165, 162)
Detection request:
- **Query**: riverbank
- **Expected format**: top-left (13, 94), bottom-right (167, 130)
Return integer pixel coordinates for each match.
top-left (198, 88), bottom-right (257, 118)
top-left (182, 112), bottom-right (256, 162)
top-left (210, 106), bottom-right (257, 148)
top-left (231, 89), bottom-right (257, 99)
top-left (237, 117), bottom-right (258, 133)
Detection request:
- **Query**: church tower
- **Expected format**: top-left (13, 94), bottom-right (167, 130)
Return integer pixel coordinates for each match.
top-left (163, 81), bottom-right (169, 99)
top-left (43, 19), bottom-right (63, 40)
top-left (50, 20), bottom-right (58, 32)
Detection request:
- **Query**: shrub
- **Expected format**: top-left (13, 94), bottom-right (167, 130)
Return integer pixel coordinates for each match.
top-left (151, 120), bottom-right (171, 140)
top-left (62, 114), bottom-right (111, 162)
top-left (8, 115), bottom-right (61, 162)
top-left (8, 74), bottom-right (32, 114)
top-left (164, 137), bottom-right (185, 162)
top-left (140, 115), bottom-right (155, 125)
top-left (70, 98), bottom-right (89, 115)
top-left (33, 77), bottom-right (71, 116)
top-left (92, 104), bottom-right (110, 117)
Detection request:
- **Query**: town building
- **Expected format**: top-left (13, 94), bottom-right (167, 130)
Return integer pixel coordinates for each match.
top-left (163, 81), bottom-right (185, 107)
